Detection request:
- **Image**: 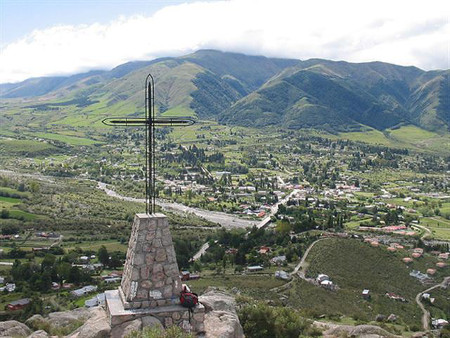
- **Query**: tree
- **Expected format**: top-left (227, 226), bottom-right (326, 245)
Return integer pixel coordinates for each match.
top-left (41, 253), bottom-right (56, 272)
top-left (68, 266), bottom-right (81, 284)
top-left (97, 245), bottom-right (109, 267)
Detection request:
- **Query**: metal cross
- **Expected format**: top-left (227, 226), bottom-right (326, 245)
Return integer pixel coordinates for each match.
top-left (102, 74), bottom-right (195, 214)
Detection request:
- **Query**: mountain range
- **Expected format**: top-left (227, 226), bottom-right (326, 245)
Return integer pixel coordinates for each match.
top-left (1, 50), bottom-right (448, 132)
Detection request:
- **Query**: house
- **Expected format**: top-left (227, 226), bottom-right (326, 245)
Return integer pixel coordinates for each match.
top-left (275, 271), bottom-right (291, 280)
top-left (180, 271), bottom-right (190, 281)
top-left (0, 283), bottom-right (16, 292)
top-left (317, 274), bottom-right (329, 283)
top-left (188, 274), bottom-right (200, 280)
top-left (7, 298), bottom-right (31, 311)
top-left (438, 253), bottom-right (449, 260)
top-left (104, 277), bottom-right (121, 284)
top-left (71, 285), bottom-right (97, 297)
top-left (62, 283), bottom-right (75, 289)
top-left (247, 265), bottom-right (264, 272)
top-left (432, 319), bottom-right (448, 329)
top-left (362, 289), bottom-right (370, 299)
top-left (226, 248), bottom-right (238, 255)
top-left (85, 293), bottom-right (105, 308)
top-left (259, 246), bottom-right (271, 255)
top-left (385, 292), bottom-right (406, 302)
top-left (271, 255), bottom-right (286, 265)
top-left (320, 280), bottom-right (333, 289)
top-left (0, 276), bottom-right (4, 284)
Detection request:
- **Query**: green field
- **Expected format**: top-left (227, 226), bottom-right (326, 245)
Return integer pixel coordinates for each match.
top-left (0, 139), bottom-right (57, 155)
top-left (33, 132), bottom-right (102, 146)
top-left (339, 125), bottom-right (450, 154)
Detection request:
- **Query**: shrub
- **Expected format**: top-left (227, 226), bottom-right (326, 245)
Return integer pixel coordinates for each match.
top-left (126, 326), bottom-right (194, 338)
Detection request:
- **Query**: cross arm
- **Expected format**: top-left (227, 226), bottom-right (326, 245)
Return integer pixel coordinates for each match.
top-left (102, 116), bottom-right (196, 126)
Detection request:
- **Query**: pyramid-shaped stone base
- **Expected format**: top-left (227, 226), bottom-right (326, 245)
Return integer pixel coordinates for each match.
top-left (105, 213), bottom-right (204, 334)
top-left (120, 213), bottom-right (182, 309)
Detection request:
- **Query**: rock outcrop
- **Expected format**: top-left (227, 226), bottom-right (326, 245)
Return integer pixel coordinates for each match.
top-left (2, 288), bottom-right (244, 338)
top-left (199, 288), bottom-right (244, 338)
top-left (314, 321), bottom-right (400, 338)
top-left (68, 307), bottom-right (111, 338)
top-left (0, 320), bottom-right (32, 337)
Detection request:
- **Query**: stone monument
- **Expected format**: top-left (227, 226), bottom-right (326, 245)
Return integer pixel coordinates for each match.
top-left (105, 214), bottom-right (205, 334)
top-left (120, 213), bottom-right (182, 309)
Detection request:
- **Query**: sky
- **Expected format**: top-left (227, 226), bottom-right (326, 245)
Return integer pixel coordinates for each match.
top-left (0, 0), bottom-right (449, 83)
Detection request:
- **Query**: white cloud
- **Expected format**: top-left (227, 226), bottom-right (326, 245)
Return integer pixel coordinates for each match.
top-left (1, 0), bottom-right (449, 83)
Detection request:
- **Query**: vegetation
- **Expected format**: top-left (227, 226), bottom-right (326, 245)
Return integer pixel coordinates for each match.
top-left (126, 326), bottom-right (194, 338)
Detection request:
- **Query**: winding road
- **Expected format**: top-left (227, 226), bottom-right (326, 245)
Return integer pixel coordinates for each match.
top-left (415, 276), bottom-right (450, 331)
top-left (96, 182), bottom-right (258, 229)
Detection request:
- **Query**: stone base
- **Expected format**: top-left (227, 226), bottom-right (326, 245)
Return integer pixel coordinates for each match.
top-left (118, 286), bottom-right (179, 309)
top-left (105, 290), bottom-right (205, 334)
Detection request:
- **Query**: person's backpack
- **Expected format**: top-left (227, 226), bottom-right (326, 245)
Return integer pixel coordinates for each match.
top-left (180, 291), bottom-right (198, 308)
top-left (180, 290), bottom-right (199, 323)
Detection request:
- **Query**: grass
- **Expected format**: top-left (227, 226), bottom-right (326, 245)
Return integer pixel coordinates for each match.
top-left (62, 239), bottom-right (127, 253)
top-left (340, 129), bottom-right (394, 147)
top-left (420, 217), bottom-right (450, 240)
top-left (0, 196), bottom-right (21, 204)
top-left (33, 132), bottom-right (102, 146)
top-left (0, 139), bottom-right (57, 155)
top-left (338, 125), bottom-right (450, 154)
top-left (188, 274), bottom-right (286, 300)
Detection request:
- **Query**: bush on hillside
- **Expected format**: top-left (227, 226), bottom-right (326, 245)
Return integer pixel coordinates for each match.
top-left (239, 302), bottom-right (321, 338)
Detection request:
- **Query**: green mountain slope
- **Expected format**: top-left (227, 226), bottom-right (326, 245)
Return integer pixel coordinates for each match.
top-left (0, 50), bottom-right (448, 133)
top-left (220, 59), bottom-right (449, 132)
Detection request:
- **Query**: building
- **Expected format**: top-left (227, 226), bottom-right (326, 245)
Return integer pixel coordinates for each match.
top-left (180, 271), bottom-right (190, 281)
top-left (317, 274), bottom-right (330, 283)
top-left (85, 293), bottom-right (105, 308)
top-left (275, 270), bottom-right (291, 280)
top-left (271, 255), bottom-right (286, 265)
top-left (0, 283), bottom-right (16, 292)
top-left (362, 289), bottom-right (370, 299)
top-left (259, 246), bottom-right (271, 255)
top-left (7, 298), bottom-right (31, 311)
top-left (71, 285), bottom-right (97, 297)
top-left (320, 280), bottom-right (333, 289)
top-left (432, 319), bottom-right (449, 329)
top-left (247, 265), bottom-right (264, 272)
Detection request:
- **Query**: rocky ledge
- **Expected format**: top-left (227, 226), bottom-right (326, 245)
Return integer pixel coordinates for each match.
top-left (0, 289), bottom-right (244, 338)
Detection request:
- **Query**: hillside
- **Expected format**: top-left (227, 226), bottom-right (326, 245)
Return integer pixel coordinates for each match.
top-left (0, 50), bottom-right (448, 134)
top-left (220, 60), bottom-right (450, 132)
top-left (285, 238), bottom-right (440, 328)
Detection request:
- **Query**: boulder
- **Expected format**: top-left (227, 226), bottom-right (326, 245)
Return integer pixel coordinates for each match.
top-left (199, 288), bottom-right (244, 338)
top-left (387, 314), bottom-right (397, 322)
top-left (25, 314), bottom-right (45, 329)
top-left (27, 330), bottom-right (49, 338)
top-left (68, 307), bottom-right (111, 338)
top-left (141, 316), bottom-right (164, 330)
top-left (321, 323), bottom-right (398, 337)
top-left (47, 307), bottom-right (91, 329)
top-left (110, 319), bottom-right (142, 338)
top-left (203, 311), bottom-right (244, 338)
top-left (200, 289), bottom-right (239, 314)
top-left (0, 320), bottom-right (32, 337)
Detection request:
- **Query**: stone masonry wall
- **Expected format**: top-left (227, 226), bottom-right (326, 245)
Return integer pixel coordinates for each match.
top-left (120, 213), bottom-right (182, 309)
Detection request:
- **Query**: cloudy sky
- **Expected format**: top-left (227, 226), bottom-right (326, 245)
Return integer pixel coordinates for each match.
top-left (1, 0), bottom-right (449, 83)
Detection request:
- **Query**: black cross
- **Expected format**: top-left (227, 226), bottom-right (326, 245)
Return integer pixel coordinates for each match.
top-left (102, 74), bottom-right (195, 214)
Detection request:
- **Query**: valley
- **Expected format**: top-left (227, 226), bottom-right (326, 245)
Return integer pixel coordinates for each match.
top-left (0, 50), bottom-right (448, 336)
